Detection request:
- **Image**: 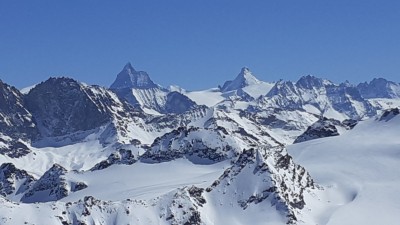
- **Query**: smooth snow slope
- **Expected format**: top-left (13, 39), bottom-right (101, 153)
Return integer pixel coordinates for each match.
top-left (288, 114), bottom-right (400, 225)
top-left (64, 159), bottom-right (229, 202)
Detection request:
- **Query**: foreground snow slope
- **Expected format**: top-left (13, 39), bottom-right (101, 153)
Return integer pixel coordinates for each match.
top-left (64, 159), bottom-right (229, 202)
top-left (288, 110), bottom-right (400, 225)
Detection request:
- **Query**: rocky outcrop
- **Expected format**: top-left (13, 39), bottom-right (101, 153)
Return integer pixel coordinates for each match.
top-left (0, 80), bottom-right (38, 140)
top-left (207, 147), bottom-right (314, 224)
top-left (141, 127), bottom-right (238, 163)
top-left (91, 149), bottom-right (137, 171)
top-left (379, 108), bottom-right (400, 122)
top-left (164, 91), bottom-right (198, 114)
top-left (21, 164), bottom-right (87, 203)
top-left (294, 117), bottom-right (357, 143)
top-left (25, 78), bottom-right (112, 137)
top-left (0, 163), bottom-right (36, 198)
top-left (0, 80), bottom-right (38, 157)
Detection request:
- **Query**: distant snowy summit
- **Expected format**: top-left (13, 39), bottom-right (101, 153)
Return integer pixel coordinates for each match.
top-left (110, 62), bottom-right (157, 89)
top-left (219, 67), bottom-right (261, 92)
top-left (109, 63), bottom-right (200, 114)
top-left (358, 77), bottom-right (400, 99)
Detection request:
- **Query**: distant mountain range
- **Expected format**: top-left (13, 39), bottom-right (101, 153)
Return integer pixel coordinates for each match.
top-left (0, 63), bottom-right (399, 224)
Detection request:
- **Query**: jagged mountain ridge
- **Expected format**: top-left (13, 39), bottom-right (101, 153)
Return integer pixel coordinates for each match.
top-left (357, 78), bottom-right (400, 99)
top-left (261, 75), bottom-right (377, 120)
top-left (0, 63), bottom-right (399, 224)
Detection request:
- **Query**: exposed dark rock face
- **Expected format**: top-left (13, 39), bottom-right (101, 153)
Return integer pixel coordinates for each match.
top-left (141, 127), bottom-right (238, 163)
top-left (21, 164), bottom-right (87, 203)
top-left (164, 91), bottom-right (198, 114)
top-left (294, 117), bottom-right (358, 144)
top-left (294, 118), bottom-right (340, 143)
top-left (0, 139), bottom-right (30, 158)
top-left (0, 163), bottom-right (36, 198)
top-left (0, 80), bottom-right (39, 157)
top-left (0, 80), bottom-right (38, 140)
top-left (91, 149), bottom-right (137, 171)
top-left (110, 63), bottom-right (158, 90)
top-left (25, 78), bottom-right (111, 137)
top-left (379, 108), bottom-right (400, 122)
top-left (23, 77), bottom-right (146, 146)
top-left (342, 119), bottom-right (358, 129)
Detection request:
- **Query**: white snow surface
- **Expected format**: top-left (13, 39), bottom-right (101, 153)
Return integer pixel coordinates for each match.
top-left (241, 81), bottom-right (275, 98)
top-left (64, 159), bottom-right (229, 202)
top-left (288, 113), bottom-right (400, 225)
top-left (185, 88), bottom-right (225, 107)
top-left (20, 84), bottom-right (37, 94)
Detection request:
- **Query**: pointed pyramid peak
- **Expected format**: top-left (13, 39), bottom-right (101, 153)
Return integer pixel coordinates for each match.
top-left (123, 62), bottom-right (136, 73)
top-left (240, 66), bottom-right (250, 74)
top-left (220, 67), bottom-right (260, 92)
top-left (236, 66), bottom-right (260, 84)
top-left (110, 63), bottom-right (157, 89)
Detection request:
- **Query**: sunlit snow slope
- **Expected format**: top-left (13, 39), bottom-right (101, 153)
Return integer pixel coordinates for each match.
top-left (288, 110), bottom-right (400, 225)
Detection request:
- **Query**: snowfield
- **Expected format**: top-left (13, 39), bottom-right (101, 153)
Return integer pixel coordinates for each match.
top-left (64, 159), bottom-right (229, 202)
top-left (289, 112), bottom-right (400, 225)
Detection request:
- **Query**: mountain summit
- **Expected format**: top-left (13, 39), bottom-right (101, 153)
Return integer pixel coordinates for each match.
top-left (357, 78), bottom-right (400, 99)
top-left (220, 67), bottom-right (261, 92)
top-left (110, 63), bottom-right (157, 89)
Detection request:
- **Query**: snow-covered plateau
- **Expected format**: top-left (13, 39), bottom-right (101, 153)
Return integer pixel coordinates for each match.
top-left (0, 63), bottom-right (399, 224)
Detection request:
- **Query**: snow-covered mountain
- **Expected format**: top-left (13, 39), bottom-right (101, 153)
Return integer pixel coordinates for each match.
top-left (220, 67), bottom-right (261, 92)
top-left (110, 63), bottom-right (199, 114)
top-left (288, 107), bottom-right (400, 225)
top-left (261, 75), bottom-right (376, 120)
top-left (357, 78), bottom-right (400, 99)
top-left (0, 80), bottom-right (38, 157)
top-left (0, 64), bottom-right (399, 224)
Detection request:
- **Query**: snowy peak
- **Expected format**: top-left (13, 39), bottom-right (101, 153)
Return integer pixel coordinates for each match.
top-left (110, 63), bottom-right (202, 114)
top-left (110, 63), bottom-right (158, 89)
top-left (296, 75), bottom-right (326, 89)
top-left (220, 67), bottom-right (261, 92)
top-left (25, 77), bottom-right (111, 137)
top-left (0, 80), bottom-right (38, 155)
top-left (207, 147), bottom-right (314, 223)
top-left (357, 78), bottom-right (400, 99)
top-left (21, 164), bottom-right (87, 203)
top-left (266, 80), bottom-right (298, 97)
top-left (264, 77), bottom-right (376, 120)
top-left (123, 62), bottom-right (136, 73)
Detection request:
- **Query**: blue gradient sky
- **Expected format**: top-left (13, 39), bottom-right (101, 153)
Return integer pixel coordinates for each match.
top-left (1, 0), bottom-right (399, 90)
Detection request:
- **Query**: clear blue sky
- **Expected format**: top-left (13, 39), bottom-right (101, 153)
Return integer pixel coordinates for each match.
top-left (1, 0), bottom-right (399, 90)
